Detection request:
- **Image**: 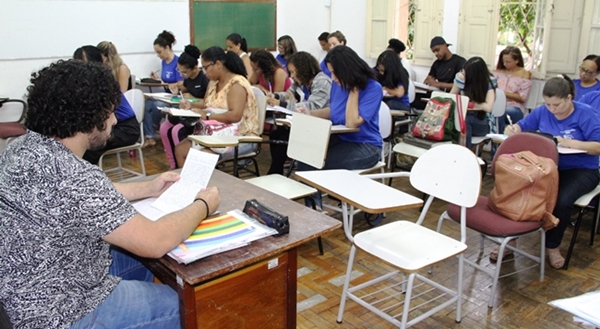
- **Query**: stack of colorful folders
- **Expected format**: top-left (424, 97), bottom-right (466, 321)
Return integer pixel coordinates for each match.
top-left (169, 209), bottom-right (277, 264)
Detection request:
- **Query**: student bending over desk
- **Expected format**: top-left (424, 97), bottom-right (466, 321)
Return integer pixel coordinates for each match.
top-left (504, 75), bottom-right (600, 269)
top-left (0, 60), bottom-right (221, 329)
top-left (159, 45), bottom-right (210, 169)
top-left (175, 46), bottom-right (259, 167)
top-left (249, 50), bottom-right (292, 94)
top-left (144, 30), bottom-right (184, 148)
top-left (266, 51), bottom-right (332, 175)
top-left (296, 45), bottom-right (382, 210)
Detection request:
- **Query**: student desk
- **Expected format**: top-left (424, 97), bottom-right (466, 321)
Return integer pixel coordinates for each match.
top-left (274, 117), bottom-right (359, 134)
top-left (142, 170), bottom-right (341, 329)
top-left (136, 81), bottom-right (168, 93)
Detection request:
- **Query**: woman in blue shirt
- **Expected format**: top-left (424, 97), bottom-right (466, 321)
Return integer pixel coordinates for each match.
top-left (505, 75), bottom-right (600, 269)
top-left (451, 56), bottom-right (497, 149)
top-left (376, 50), bottom-right (410, 113)
top-left (275, 35), bottom-right (297, 73)
top-left (297, 45), bottom-right (382, 209)
top-left (573, 55), bottom-right (600, 101)
top-left (143, 31), bottom-right (183, 148)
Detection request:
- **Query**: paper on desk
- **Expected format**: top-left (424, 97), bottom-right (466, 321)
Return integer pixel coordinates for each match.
top-left (549, 290), bottom-right (600, 327)
top-left (158, 107), bottom-right (202, 117)
top-left (486, 133), bottom-right (508, 141)
top-left (267, 105), bottom-right (296, 116)
top-left (151, 149), bottom-right (219, 214)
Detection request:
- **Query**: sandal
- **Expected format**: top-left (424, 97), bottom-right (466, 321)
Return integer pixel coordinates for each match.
top-left (142, 138), bottom-right (156, 149)
top-left (546, 248), bottom-right (565, 269)
top-left (489, 240), bottom-right (516, 263)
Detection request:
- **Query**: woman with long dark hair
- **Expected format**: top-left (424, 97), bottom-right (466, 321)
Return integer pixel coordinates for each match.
top-left (376, 50), bottom-right (410, 113)
top-left (249, 50), bottom-right (291, 94)
top-left (226, 33), bottom-right (253, 80)
top-left (494, 46), bottom-right (531, 132)
top-left (450, 56), bottom-right (496, 149)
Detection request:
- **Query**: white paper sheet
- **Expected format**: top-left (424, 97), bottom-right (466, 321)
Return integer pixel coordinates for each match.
top-left (151, 149), bottom-right (219, 214)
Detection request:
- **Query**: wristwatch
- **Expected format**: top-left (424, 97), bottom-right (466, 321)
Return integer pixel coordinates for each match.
top-left (205, 112), bottom-right (211, 120)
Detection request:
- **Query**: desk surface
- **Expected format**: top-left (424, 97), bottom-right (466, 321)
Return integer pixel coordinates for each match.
top-left (151, 170), bottom-right (341, 285)
top-left (414, 81), bottom-right (441, 92)
top-left (295, 169), bottom-right (423, 214)
top-left (137, 81), bottom-right (169, 87)
top-left (274, 118), bottom-right (359, 134)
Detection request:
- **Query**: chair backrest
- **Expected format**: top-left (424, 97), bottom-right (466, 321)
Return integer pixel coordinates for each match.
top-left (492, 89), bottom-right (507, 118)
top-left (287, 113), bottom-right (332, 169)
top-left (431, 91), bottom-right (470, 132)
top-left (378, 102), bottom-right (392, 140)
top-left (124, 89), bottom-right (145, 144)
top-left (251, 87), bottom-right (267, 136)
top-left (410, 144), bottom-right (481, 207)
top-left (0, 99), bottom-right (26, 123)
top-left (408, 80), bottom-right (416, 103)
top-left (491, 132), bottom-right (558, 175)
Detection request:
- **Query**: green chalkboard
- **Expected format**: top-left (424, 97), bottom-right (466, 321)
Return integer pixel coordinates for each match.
top-left (192, 1), bottom-right (276, 52)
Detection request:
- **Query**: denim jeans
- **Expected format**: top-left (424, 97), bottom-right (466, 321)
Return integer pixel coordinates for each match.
top-left (498, 106), bottom-right (524, 134)
top-left (546, 168), bottom-right (600, 249)
top-left (68, 248), bottom-right (180, 329)
top-left (466, 112), bottom-right (490, 149)
top-left (144, 99), bottom-right (166, 138)
top-left (297, 135), bottom-right (381, 208)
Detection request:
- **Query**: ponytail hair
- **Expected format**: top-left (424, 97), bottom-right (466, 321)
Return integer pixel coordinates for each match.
top-left (543, 74), bottom-right (575, 100)
top-left (226, 33), bottom-right (248, 53)
top-left (202, 46), bottom-right (247, 78)
top-left (179, 44), bottom-right (201, 69)
top-left (154, 30), bottom-right (176, 49)
top-left (97, 41), bottom-right (124, 81)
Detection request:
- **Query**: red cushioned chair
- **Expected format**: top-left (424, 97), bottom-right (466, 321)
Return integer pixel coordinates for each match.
top-left (0, 99), bottom-right (27, 152)
top-left (436, 132), bottom-right (558, 307)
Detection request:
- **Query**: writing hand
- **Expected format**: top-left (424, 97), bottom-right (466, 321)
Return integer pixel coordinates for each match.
top-left (555, 136), bottom-right (571, 148)
top-left (179, 99), bottom-right (191, 110)
top-left (168, 84), bottom-right (179, 95)
top-left (195, 186), bottom-right (221, 217)
top-left (504, 125), bottom-right (517, 136)
top-left (150, 172), bottom-right (181, 197)
top-left (266, 96), bottom-right (279, 106)
top-left (295, 106), bottom-right (310, 115)
top-left (150, 71), bottom-right (159, 80)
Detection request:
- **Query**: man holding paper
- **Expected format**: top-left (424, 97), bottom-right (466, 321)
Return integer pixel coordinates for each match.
top-left (0, 60), bottom-right (220, 329)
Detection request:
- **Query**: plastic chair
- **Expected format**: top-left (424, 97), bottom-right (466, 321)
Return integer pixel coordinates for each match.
top-left (437, 132), bottom-right (558, 307)
top-left (246, 113), bottom-right (332, 254)
top-left (336, 144), bottom-right (480, 328)
top-left (563, 183), bottom-right (600, 269)
top-left (471, 89), bottom-right (506, 155)
top-left (0, 99), bottom-right (27, 153)
top-left (98, 89), bottom-right (146, 181)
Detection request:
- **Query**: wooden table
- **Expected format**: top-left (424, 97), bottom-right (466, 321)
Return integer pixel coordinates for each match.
top-left (295, 169), bottom-right (422, 242)
top-left (143, 170), bottom-right (341, 329)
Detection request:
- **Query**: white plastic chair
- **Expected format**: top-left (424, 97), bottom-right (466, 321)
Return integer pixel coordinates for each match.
top-left (564, 183), bottom-right (600, 269)
top-left (98, 89), bottom-right (146, 181)
top-left (336, 145), bottom-right (480, 328)
top-left (246, 113), bottom-right (332, 254)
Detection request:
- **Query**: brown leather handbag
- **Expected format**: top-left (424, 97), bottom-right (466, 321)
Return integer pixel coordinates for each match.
top-left (488, 150), bottom-right (560, 231)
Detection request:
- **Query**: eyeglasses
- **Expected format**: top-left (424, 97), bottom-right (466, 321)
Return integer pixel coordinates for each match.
top-left (176, 68), bottom-right (191, 76)
top-left (579, 66), bottom-right (597, 76)
top-left (201, 62), bottom-right (214, 73)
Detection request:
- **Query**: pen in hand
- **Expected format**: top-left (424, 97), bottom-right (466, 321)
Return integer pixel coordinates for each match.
top-left (506, 114), bottom-right (513, 126)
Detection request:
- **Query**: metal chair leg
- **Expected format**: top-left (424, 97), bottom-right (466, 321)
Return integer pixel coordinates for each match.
top-left (563, 208), bottom-right (585, 270)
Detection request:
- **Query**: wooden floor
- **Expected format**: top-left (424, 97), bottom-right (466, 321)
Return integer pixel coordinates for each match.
top-left (103, 140), bottom-right (600, 329)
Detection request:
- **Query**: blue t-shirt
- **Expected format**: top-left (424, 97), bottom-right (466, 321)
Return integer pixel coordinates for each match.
top-left (518, 101), bottom-right (600, 170)
top-left (391, 83), bottom-right (410, 107)
top-left (115, 93), bottom-right (135, 122)
top-left (574, 79), bottom-right (600, 101)
top-left (276, 54), bottom-right (288, 72)
top-left (320, 59), bottom-right (331, 78)
top-left (161, 55), bottom-right (183, 83)
top-left (330, 79), bottom-right (383, 147)
top-left (579, 90), bottom-right (600, 113)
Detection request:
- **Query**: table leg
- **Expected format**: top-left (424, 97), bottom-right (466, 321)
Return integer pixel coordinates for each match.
top-left (177, 279), bottom-right (198, 329)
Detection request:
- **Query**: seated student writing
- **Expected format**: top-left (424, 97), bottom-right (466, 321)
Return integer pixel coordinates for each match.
top-left (504, 75), bottom-right (600, 269)
top-left (573, 54), bottom-right (600, 101)
top-left (450, 56), bottom-right (497, 149)
top-left (296, 45), bottom-right (382, 210)
top-left (174, 46), bottom-right (259, 167)
top-left (159, 45), bottom-right (210, 169)
top-left (376, 50), bottom-right (411, 113)
top-left (226, 33), bottom-right (253, 81)
top-left (73, 45), bottom-right (140, 165)
top-left (249, 50), bottom-right (292, 94)
top-left (0, 59), bottom-right (221, 329)
top-left (266, 51), bottom-right (332, 175)
top-left (275, 35), bottom-right (297, 73)
top-left (144, 30), bottom-right (184, 148)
